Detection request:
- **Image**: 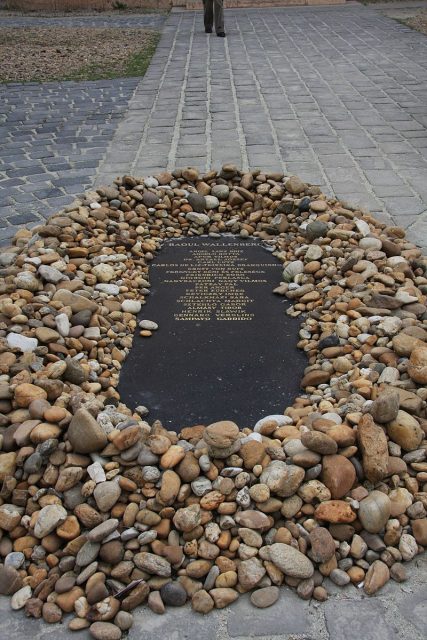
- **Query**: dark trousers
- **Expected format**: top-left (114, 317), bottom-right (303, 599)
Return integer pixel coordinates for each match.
top-left (203, 0), bottom-right (224, 34)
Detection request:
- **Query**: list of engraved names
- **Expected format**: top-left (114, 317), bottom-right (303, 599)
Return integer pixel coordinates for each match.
top-left (151, 242), bottom-right (278, 321)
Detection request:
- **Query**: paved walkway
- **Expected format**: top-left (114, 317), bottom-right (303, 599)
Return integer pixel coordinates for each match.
top-left (0, 13), bottom-right (166, 28)
top-left (0, 12), bottom-right (166, 246)
top-left (1, 555), bottom-right (426, 639)
top-left (0, 77), bottom-right (140, 244)
top-left (1, 4), bottom-right (427, 249)
top-left (96, 4), bottom-right (427, 250)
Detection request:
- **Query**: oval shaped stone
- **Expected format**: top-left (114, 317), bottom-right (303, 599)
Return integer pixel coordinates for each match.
top-left (250, 586), bottom-right (280, 608)
top-left (263, 543), bottom-right (314, 578)
top-left (358, 491), bottom-right (391, 534)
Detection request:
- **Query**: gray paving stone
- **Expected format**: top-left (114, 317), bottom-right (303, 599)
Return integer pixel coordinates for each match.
top-left (317, 154), bottom-right (356, 168)
top-left (358, 157), bottom-right (394, 170)
top-left (1, 76), bottom-right (139, 242)
top-left (325, 600), bottom-right (399, 640)
top-left (0, 14), bottom-right (166, 29)
top-left (380, 196), bottom-right (426, 216)
top-left (351, 147), bottom-right (383, 158)
top-left (372, 184), bottom-right (416, 198)
top-left (6, 212), bottom-right (39, 225)
top-left (404, 212), bottom-right (427, 252)
top-left (396, 593), bottom-right (427, 635)
top-left (335, 192), bottom-right (383, 212)
top-left (0, 599), bottom-right (69, 638)
top-left (129, 605), bottom-right (223, 640)
top-left (363, 170), bottom-right (407, 186)
top-left (227, 590), bottom-right (311, 638)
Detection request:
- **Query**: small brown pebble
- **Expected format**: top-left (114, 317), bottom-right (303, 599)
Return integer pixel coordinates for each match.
top-left (313, 586), bottom-right (328, 601)
top-left (90, 621), bottom-right (122, 640)
top-left (42, 602), bottom-right (63, 624)
top-left (147, 590), bottom-right (165, 614)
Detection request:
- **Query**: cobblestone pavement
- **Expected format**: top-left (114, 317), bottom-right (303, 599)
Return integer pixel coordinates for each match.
top-left (0, 11), bottom-right (165, 247)
top-left (96, 4), bottom-right (427, 249)
top-left (0, 78), bottom-right (140, 245)
top-left (0, 12), bottom-right (166, 28)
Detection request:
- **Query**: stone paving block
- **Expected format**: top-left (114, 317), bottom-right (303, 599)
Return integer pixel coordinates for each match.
top-left (404, 213), bottom-right (427, 253)
top-left (285, 165), bottom-right (325, 184)
top-left (43, 195), bottom-right (75, 210)
top-left (388, 153), bottom-right (426, 168)
top-left (358, 157), bottom-right (394, 170)
top-left (280, 150), bottom-right (315, 162)
top-left (129, 606), bottom-right (223, 640)
top-left (62, 185), bottom-right (88, 195)
top-left (410, 137), bottom-right (427, 148)
top-left (363, 170), bottom-right (407, 187)
top-left (401, 177), bottom-right (427, 201)
top-left (372, 185), bottom-right (416, 198)
top-left (0, 227), bottom-right (16, 245)
top-left (340, 134), bottom-right (376, 150)
top-left (367, 210), bottom-right (394, 225)
top-left (380, 141), bottom-right (415, 154)
top-left (227, 590), bottom-right (311, 637)
top-left (0, 206), bottom-right (18, 220)
top-left (178, 134), bottom-right (206, 146)
top-left (211, 155), bottom-right (242, 167)
top-left (380, 197), bottom-right (426, 216)
top-left (176, 146), bottom-right (208, 158)
top-left (325, 600), bottom-right (399, 640)
top-left (0, 598), bottom-right (71, 640)
top-left (0, 178), bottom-right (25, 189)
top-left (313, 142), bottom-right (348, 155)
top-left (334, 192), bottom-right (383, 212)
top-left (351, 148), bottom-right (383, 158)
top-left (1, 14), bottom-right (166, 29)
top-left (247, 156), bottom-right (282, 170)
top-left (319, 154), bottom-right (357, 168)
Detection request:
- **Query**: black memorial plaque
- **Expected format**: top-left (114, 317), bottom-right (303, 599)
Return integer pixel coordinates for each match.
top-left (118, 236), bottom-right (306, 430)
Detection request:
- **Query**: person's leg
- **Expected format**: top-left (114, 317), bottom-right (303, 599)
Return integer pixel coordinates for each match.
top-left (203, 0), bottom-right (214, 33)
top-left (214, 0), bottom-right (225, 35)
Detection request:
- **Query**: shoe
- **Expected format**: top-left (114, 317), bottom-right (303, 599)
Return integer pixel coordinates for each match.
top-left (205, 28), bottom-right (212, 33)
top-left (217, 32), bottom-right (226, 37)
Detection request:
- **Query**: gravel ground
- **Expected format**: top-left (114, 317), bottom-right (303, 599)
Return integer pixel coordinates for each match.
top-left (367, 0), bottom-right (427, 33)
top-left (0, 27), bottom-right (159, 82)
top-left (405, 9), bottom-right (427, 33)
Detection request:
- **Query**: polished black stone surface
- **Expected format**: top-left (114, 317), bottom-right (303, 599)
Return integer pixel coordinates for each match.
top-left (118, 236), bottom-right (306, 431)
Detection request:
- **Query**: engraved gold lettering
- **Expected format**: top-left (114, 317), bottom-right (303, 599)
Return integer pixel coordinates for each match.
top-left (154, 245), bottom-right (278, 322)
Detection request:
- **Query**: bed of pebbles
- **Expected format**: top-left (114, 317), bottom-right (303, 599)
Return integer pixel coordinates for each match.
top-left (0, 165), bottom-right (426, 640)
